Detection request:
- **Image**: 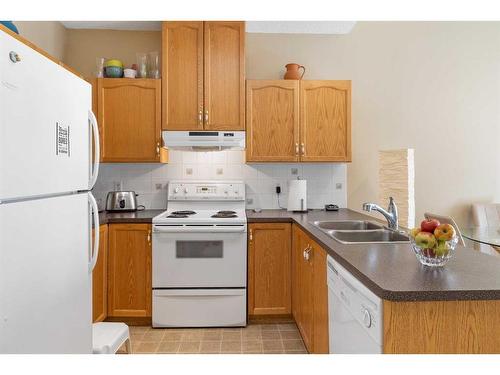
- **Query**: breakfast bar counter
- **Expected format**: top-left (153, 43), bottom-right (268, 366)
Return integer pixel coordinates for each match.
top-left (247, 208), bottom-right (500, 302)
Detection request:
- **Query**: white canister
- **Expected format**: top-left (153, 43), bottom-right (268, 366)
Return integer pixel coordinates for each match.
top-left (123, 68), bottom-right (137, 78)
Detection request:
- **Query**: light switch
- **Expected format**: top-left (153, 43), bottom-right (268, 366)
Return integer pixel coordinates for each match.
top-left (336, 183), bottom-right (342, 190)
top-left (291, 168), bottom-right (299, 175)
top-left (186, 168), bottom-right (193, 175)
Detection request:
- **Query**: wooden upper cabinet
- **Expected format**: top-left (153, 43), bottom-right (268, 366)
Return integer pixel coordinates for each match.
top-left (107, 224), bottom-right (152, 318)
top-left (161, 21), bottom-right (245, 131)
top-left (246, 80), bottom-right (299, 162)
top-left (162, 21), bottom-right (204, 130)
top-left (204, 21), bottom-right (245, 130)
top-left (300, 80), bottom-right (351, 162)
top-left (92, 224), bottom-right (108, 323)
top-left (97, 78), bottom-right (162, 162)
top-left (248, 223), bottom-right (292, 316)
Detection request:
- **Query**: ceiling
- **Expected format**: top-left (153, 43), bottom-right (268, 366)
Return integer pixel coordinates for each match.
top-left (60, 21), bottom-right (356, 34)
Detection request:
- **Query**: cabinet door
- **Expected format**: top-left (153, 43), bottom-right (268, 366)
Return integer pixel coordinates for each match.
top-left (248, 223), bottom-right (291, 316)
top-left (299, 80), bottom-right (351, 162)
top-left (292, 225), bottom-right (314, 352)
top-left (162, 21), bottom-right (204, 130)
top-left (92, 224), bottom-right (108, 323)
top-left (246, 80), bottom-right (299, 162)
top-left (108, 224), bottom-right (152, 318)
top-left (312, 243), bottom-right (329, 353)
top-left (97, 78), bottom-right (161, 162)
top-left (204, 21), bottom-right (245, 130)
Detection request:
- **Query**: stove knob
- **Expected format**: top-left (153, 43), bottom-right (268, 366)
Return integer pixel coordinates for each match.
top-left (184, 188), bottom-right (189, 194)
top-left (363, 308), bottom-right (372, 328)
top-left (174, 187), bottom-right (179, 193)
top-left (224, 190), bottom-right (228, 194)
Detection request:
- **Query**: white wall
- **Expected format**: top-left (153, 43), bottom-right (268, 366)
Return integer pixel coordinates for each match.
top-left (93, 150), bottom-right (346, 211)
top-left (247, 22), bottom-right (500, 226)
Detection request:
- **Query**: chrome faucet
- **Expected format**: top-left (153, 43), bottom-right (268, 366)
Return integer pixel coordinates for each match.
top-left (363, 197), bottom-right (399, 230)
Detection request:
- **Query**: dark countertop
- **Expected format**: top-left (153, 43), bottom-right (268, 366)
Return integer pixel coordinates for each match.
top-left (247, 209), bottom-right (500, 302)
top-left (98, 209), bottom-right (164, 225)
top-left (97, 208), bottom-right (500, 302)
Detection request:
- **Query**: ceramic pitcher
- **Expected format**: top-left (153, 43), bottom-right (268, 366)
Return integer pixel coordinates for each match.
top-left (284, 63), bottom-right (306, 80)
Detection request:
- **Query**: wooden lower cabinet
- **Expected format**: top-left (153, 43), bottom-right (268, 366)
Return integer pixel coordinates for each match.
top-left (248, 223), bottom-right (292, 317)
top-left (92, 224), bottom-right (108, 323)
top-left (107, 224), bottom-right (152, 318)
top-left (292, 224), bottom-right (329, 353)
top-left (311, 241), bottom-right (329, 353)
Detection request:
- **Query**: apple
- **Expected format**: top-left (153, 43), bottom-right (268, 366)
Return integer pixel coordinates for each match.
top-left (434, 223), bottom-right (455, 241)
top-left (421, 219), bottom-right (440, 234)
top-left (415, 231), bottom-right (437, 249)
top-left (435, 240), bottom-right (450, 257)
top-left (409, 227), bottom-right (421, 239)
top-left (424, 248), bottom-right (436, 258)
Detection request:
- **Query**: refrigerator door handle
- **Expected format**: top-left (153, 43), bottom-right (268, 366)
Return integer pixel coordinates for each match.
top-left (88, 192), bottom-right (100, 273)
top-left (88, 109), bottom-right (100, 190)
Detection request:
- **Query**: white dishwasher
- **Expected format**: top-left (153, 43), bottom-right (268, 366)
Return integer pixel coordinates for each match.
top-left (327, 255), bottom-right (383, 354)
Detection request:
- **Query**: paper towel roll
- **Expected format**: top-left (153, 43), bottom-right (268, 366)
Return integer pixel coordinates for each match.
top-left (287, 180), bottom-right (307, 212)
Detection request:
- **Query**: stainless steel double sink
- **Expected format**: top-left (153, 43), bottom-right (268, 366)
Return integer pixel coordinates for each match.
top-left (311, 220), bottom-right (409, 244)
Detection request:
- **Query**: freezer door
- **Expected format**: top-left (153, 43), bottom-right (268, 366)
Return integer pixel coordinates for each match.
top-left (0, 31), bottom-right (92, 201)
top-left (0, 193), bottom-right (92, 353)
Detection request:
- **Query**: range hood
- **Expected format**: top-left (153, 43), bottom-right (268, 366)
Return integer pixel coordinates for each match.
top-left (163, 131), bottom-right (245, 151)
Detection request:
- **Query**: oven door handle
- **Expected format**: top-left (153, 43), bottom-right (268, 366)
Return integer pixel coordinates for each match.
top-left (153, 225), bottom-right (246, 233)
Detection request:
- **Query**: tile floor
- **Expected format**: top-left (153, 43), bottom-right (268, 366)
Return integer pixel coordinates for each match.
top-left (123, 323), bottom-right (307, 354)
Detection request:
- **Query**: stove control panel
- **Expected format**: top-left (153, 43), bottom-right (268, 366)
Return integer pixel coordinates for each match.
top-left (168, 181), bottom-right (245, 201)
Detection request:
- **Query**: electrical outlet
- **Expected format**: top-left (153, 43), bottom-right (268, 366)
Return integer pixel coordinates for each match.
top-left (246, 198), bottom-right (254, 204)
top-left (216, 168), bottom-right (224, 175)
top-left (291, 168), bottom-right (299, 175)
top-left (185, 168), bottom-right (193, 175)
top-left (336, 183), bottom-right (343, 190)
top-left (155, 183), bottom-right (163, 190)
top-left (113, 181), bottom-right (123, 190)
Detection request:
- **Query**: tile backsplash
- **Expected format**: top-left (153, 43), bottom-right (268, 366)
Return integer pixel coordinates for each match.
top-left (93, 150), bottom-right (347, 211)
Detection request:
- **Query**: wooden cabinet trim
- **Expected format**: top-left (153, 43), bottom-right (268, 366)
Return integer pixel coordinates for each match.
top-left (383, 299), bottom-right (500, 354)
top-left (92, 224), bottom-right (108, 323)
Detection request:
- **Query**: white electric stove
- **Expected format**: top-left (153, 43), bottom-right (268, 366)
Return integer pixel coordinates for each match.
top-left (152, 181), bottom-right (247, 327)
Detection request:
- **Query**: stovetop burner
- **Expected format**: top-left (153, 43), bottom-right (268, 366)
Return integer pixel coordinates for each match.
top-left (217, 210), bottom-right (236, 215)
top-left (171, 210), bottom-right (196, 215)
top-left (167, 214), bottom-right (189, 218)
top-left (211, 212), bottom-right (238, 218)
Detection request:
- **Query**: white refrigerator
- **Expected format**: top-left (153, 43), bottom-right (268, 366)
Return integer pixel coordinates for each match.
top-left (0, 30), bottom-right (100, 353)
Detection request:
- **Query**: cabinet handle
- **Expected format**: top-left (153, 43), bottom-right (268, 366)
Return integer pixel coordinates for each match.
top-left (301, 143), bottom-right (305, 155)
top-left (156, 141), bottom-right (160, 156)
top-left (295, 142), bottom-right (299, 155)
top-left (204, 110), bottom-right (209, 123)
top-left (303, 245), bottom-right (310, 260)
top-left (198, 110), bottom-right (203, 126)
top-left (249, 229), bottom-right (253, 241)
top-left (147, 230), bottom-right (152, 245)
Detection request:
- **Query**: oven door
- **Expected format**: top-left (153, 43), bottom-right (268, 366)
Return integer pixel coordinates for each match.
top-left (152, 224), bottom-right (247, 288)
